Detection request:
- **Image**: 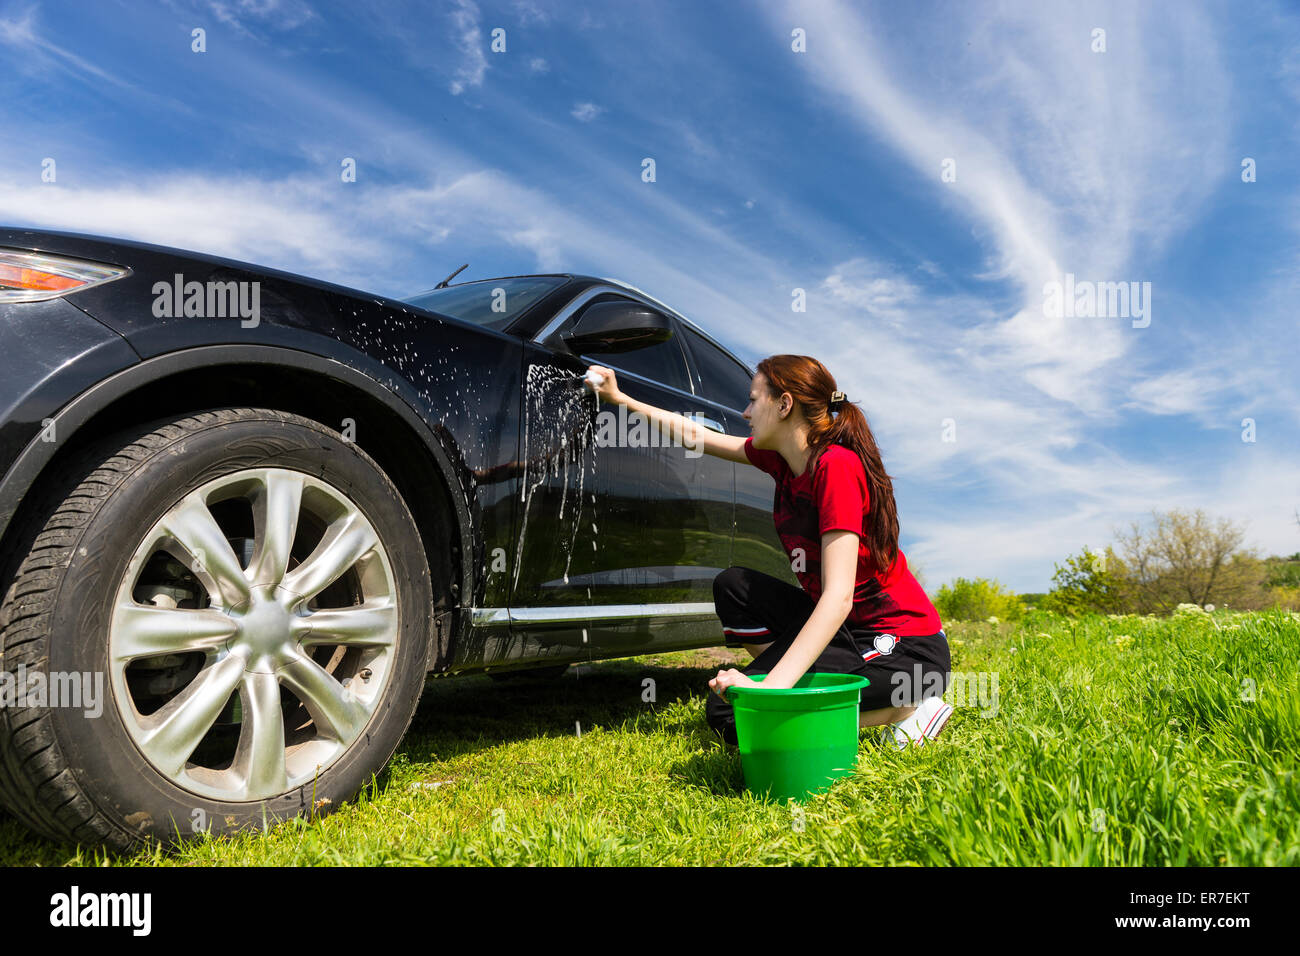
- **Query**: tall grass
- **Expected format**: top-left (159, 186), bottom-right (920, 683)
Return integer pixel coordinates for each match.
top-left (1, 609), bottom-right (1295, 865)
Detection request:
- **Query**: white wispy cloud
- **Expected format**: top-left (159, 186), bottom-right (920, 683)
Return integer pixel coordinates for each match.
top-left (448, 0), bottom-right (487, 95)
top-left (0, 4), bottom-right (139, 91)
top-left (1127, 369), bottom-right (1223, 417)
top-left (0, 175), bottom-right (389, 282)
top-left (675, 122), bottom-right (719, 161)
top-left (203, 0), bottom-right (316, 35)
top-left (822, 257), bottom-right (920, 318)
top-left (571, 102), bottom-right (603, 122)
top-left (766, 0), bottom-right (1231, 412)
top-left (512, 0), bottom-right (552, 26)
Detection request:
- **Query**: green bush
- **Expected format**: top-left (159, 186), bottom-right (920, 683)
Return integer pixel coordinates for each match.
top-left (1264, 554), bottom-right (1300, 589)
top-left (933, 577), bottom-right (1026, 622)
top-left (1042, 546), bottom-right (1125, 616)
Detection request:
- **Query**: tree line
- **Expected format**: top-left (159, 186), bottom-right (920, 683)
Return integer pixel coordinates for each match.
top-left (932, 508), bottom-right (1300, 621)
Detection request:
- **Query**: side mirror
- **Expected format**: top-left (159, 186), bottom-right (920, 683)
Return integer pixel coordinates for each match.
top-left (560, 301), bottom-right (673, 354)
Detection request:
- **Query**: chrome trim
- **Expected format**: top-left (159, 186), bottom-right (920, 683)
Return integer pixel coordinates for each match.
top-left (601, 277), bottom-right (756, 378)
top-left (679, 391), bottom-right (742, 420)
top-left (593, 362), bottom-right (697, 402)
top-left (541, 565), bottom-right (725, 588)
top-left (599, 278), bottom-right (756, 415)
top-left (530, 282), bottom-right (698, 399)
top-left (691, 415), bottom-right (725, 433)
top-left (470, 607), bottom-right (512, 626)
top-left (530, 283), bottom-right (630, 345)
top-left (469, 602), bottom-right (719, 627)
top-left (529, 276), bottom-right (753, 384)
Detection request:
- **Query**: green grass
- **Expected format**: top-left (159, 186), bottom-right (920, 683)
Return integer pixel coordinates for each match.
top-left (2, 609), bottom-right (1296, 865)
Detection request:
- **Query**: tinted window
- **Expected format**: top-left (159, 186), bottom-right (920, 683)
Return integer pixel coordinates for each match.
top-left (404, 276), bottom-right (567, 332)
top-left (680, 325), bottom-right (753, 411)
top-left (574, 296), bottom-right (694, 394)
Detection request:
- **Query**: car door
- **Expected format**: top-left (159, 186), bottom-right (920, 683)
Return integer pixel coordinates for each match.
top-left (676, 323), bottom-right (799, 589)
top-left (511, 286), bottom-right (734, 659)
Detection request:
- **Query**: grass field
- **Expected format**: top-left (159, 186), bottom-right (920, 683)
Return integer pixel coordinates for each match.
top-left (2, 607), bottom-right (1296, 866)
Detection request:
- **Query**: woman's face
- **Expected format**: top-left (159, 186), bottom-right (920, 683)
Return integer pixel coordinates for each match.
top-left (743, 372), bottom-right (789, 448)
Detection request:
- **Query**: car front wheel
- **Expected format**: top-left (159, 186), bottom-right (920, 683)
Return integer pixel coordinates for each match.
top-left (0, 408), bottom-right (434, 849)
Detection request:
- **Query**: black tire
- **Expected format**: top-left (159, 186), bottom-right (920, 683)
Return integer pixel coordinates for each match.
top-left (0, 408), bottom-right (435, 850)
top-left (486, 664), bottom-right (570, 682)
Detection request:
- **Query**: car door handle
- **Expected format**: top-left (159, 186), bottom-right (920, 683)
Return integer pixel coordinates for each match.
top-left (689, 414), bottom-right (725, 433)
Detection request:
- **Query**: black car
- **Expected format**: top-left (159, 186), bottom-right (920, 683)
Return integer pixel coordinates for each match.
top-left (0, 227), bottom-right (793, 848)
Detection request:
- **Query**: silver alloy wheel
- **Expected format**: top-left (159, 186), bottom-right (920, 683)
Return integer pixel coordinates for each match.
top-left (108, 467), bottom-right (399, 803)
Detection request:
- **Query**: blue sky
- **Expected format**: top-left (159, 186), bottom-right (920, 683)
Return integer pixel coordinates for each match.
top-left (2, 0), bottom-right (1297, 593)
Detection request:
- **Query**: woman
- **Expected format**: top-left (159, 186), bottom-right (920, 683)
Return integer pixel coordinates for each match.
top-left (585, 354), bottom-right (953, 751)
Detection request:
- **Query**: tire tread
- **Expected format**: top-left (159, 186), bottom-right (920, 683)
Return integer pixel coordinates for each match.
top-left (0, 407), bottom-right (418, 851)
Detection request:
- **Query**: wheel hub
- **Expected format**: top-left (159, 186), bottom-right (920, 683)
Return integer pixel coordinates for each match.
top-left (229, 586), bottom-right (299, 673)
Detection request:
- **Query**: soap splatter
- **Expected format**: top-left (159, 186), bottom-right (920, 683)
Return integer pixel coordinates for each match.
top-left (513, 364), bottom-right (601, 591)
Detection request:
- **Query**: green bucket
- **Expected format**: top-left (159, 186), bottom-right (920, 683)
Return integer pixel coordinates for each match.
top-left (725, 672), bottom-right (870, 802)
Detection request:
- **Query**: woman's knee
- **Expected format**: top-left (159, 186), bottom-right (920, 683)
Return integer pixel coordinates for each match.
top-left (713, 566), bottom-right (746, 600)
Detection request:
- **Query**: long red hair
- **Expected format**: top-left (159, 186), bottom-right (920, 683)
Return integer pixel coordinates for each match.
top-left (756, 354), bottom-right (901, 572)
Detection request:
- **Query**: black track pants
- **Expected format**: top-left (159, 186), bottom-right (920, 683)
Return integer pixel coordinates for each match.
top-left (706, 566), bottom-right (951, 746)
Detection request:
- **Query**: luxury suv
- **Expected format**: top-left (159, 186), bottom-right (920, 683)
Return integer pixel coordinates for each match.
top-left (0, 227), bottom-right (791, 848)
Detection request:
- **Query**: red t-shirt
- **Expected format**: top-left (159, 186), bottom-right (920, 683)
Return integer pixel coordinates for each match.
top-left (743, 437), bottom-right (942, 637)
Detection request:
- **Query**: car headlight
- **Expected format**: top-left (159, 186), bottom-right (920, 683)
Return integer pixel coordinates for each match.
top-left (0, 248), bottom-right (130, 303)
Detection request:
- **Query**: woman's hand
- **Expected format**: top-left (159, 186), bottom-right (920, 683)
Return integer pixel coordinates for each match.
top-left (709, 668), bottom-right (754, 699)
top-left (584, 365), bottom-right (624, 404)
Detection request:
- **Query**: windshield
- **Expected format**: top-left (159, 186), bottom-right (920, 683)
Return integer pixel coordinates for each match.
top-left (404, 276), bottom-right (568, 332)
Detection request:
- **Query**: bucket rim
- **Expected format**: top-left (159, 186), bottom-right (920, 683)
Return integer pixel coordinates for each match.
top-left (725, 672), bottom-right (869, 701)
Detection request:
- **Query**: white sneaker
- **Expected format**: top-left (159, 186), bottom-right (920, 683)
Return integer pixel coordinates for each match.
top-left (880, 695), bottom-right (953, 750)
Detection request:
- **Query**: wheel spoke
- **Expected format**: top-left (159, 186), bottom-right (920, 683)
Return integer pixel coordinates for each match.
top-left (161, 493), bottom-right (251, 608)
top-left (111, 464), bottom-right (399, 802)
top-left (276, 651), bottom-right (369, 743)
top-left (280, 512), bottom-right (378, 604)
top-left (235, 671), bottom-right (288, 800)
top-left (137, 653), bottom-right (246, 776)
top-left (112, 603), bottom-right (237, 662)
top-left (292, 599), bottom-right (398, 648)
top-left (247, 471), bottom-right (304, 588)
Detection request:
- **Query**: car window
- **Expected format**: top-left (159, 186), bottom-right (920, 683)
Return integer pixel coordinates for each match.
top-left (573, 295), bottom-right (694, 394)
top-left (404, 276), bottom-right (567, 332)
top-left (679, 324), bottom-right (753, 411)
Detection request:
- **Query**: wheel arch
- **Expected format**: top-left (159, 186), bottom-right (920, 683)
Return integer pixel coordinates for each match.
top-left (0, 345), bottom-right (470, 671)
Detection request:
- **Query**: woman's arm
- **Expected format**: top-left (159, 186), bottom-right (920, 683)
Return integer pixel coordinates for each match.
top-left (585, 364), bottom-right (750, 464)
top-left (759, 531), bottom-right (859, 687)
top-left (709, 530), bottom-right (860, 696)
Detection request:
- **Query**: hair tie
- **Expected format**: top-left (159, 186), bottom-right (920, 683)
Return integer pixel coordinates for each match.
top-left (829, 390), bottom-right (846, 411)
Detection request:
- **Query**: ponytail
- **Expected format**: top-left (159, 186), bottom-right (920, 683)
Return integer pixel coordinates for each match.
top-left (756, 355), bottom-right (901, 572)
